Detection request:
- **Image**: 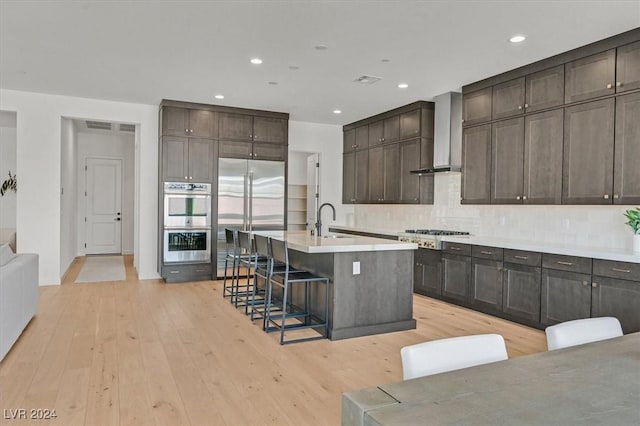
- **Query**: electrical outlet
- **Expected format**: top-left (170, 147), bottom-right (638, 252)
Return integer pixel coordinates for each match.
top-left (352, 261), bottom-right (360, 275)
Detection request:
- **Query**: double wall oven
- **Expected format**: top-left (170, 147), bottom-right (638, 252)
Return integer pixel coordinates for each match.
top-left (163, 182), bottom-right (212, 263)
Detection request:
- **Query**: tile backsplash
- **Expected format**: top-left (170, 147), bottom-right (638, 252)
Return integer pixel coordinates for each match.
top-left (353, 173), bottom-right (635, 251)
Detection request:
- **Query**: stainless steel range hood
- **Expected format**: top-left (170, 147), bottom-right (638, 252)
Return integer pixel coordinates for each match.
top-left (411, 92), bottom-right (462, 175)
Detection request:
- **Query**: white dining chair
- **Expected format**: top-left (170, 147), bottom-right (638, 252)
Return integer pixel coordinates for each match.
top-left (400, 334), bottom-right (508, 380)
top-left (545, 317), bottom-right (623, 351)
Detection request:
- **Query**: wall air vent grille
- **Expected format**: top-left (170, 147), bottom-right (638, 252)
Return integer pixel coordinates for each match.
top-left (119, 123), bottom-right (136, 132)
top-left (353, 75), bottom-right (382, 85)
top-left (85, 120), bottom-right (112, 130)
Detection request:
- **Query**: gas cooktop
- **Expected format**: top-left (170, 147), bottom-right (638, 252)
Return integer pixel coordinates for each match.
top-left (398, 229), bottom-right (470, 249)
top-left (404, 229), bottom-right (470, 236)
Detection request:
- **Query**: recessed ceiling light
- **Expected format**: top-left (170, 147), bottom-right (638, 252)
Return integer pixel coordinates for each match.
top-left (250, 58), bottom-right (263, 64)
top-left (381, 59), bottom-right (391, 63)
top-left (268, 81), bottom-right (278, 85)
top-left (509, 35), bottom-right (526, 43)
top-left (398, 83), bottom-right (409, 89)
top-left (333, 110), bottom-right (342, 114)
top-left (289, 65), bottom-right (300, 70)
top-left (214, 94), bottom-right (224, 99)
top-left (315, 45), bottom-right (328, 50)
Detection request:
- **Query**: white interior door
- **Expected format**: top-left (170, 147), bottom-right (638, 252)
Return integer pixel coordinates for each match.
top-left (85, 157), bottom-right (122, 254)
top-left (306, 153), bottom-right (319, 231)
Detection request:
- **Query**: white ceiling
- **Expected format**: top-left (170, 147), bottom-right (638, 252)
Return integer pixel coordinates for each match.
top-left (1, 1), bottom-right (638, 125)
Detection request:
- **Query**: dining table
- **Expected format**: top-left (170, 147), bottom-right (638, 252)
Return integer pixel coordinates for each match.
top-left (342, 332), bottom-right (640, 425)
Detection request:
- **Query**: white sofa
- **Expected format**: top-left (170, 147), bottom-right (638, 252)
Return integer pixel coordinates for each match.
top-left (0, 244), bottom-right (38, 361)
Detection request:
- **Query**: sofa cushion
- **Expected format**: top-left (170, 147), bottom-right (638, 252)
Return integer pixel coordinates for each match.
top-left (0, 243), bottom-right (16, 266)
top-left (0, 228), bottom-right (16, 252)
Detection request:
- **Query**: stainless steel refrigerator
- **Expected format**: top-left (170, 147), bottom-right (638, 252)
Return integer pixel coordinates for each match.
top-left (216, 158), bottom-right (286, 276)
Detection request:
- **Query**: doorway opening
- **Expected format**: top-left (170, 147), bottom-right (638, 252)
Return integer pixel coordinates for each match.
top-left (59, 117), bottom-right (136, 281)
top-left (288, 151), bottom-right (319, 232)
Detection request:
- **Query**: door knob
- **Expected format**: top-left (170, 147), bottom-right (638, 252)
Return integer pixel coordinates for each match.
top-left (115, 218), bottom-right (121, 221)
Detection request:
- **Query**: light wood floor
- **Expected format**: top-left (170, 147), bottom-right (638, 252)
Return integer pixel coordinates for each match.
top-left (0, 256), bottom-right (546, 425)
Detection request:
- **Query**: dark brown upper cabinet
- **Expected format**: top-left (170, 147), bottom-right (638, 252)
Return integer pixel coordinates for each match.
top-left (253, 116), bottom-right (287, 144)
top-left (162, 136), bottom-right (214, 182)
top-left (342, 150), bottom-right (369, 204)
top-left (523, 109), bottom-right (563, 204)
top-left (368, 120), bottom-right (384, 147)
top-left (616, 41), bottom-right (640, 93)
top-left (162, 107), bottom-right (217, 138)
top-left (525, 65), bottom-right (564, 113)
top-left (491, 117), bottom-right (524, 204)
top-left (461, 124), bottom-right (492, 204)
top-left (354, 125), bottom-right (369, 151)
top-left (219, 113), bottom-right (253, 141)
top-left (383, 115), bottom-right (400, 143)
top-left (400, 109), bottom-right (421, 139)
top-left (218, 140), bottom-right (253, 159)
top-left (399, 139), bottom-right (420, 204)
top-left (614, 92), bottom-right (640, 204)
top-left (562, 98), bottom-right (615, 204)
top-left (565, 49), bottom-right (616, 103)
top-left (219, 113), bottom-right (286, 144)
top-left (492, 77), bottom-right (525, 120)
top-left (462, 87), bottom-right (492, 126)
top-left (368, 146), bottom-right (384, 202)
top-left (382, 143), bottom-right (400, 202)
top-left (342, 152), bottom-right (355, 204)
top-left (343, 128), bottom-right (356, 152)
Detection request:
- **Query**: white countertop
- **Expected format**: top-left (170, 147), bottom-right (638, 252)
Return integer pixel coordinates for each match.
top-left (256, 231), bottom-right (417, 254)
top-left (441, 235), bottom-right (640, 263)
top-left (327, 225), bottom-right (640, 263)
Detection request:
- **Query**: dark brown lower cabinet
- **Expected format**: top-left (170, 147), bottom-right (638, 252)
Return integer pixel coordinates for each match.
top-left (502, 263), bottom-right (541, 323)
top-left (591, 276), bottom-right (640, 334)
top-left (442, 253), bottom-right (471, 303)
top-left (471, 258), bottom-right (504, 313)
top-left (541, 268), bottom-right (592, 326)
top-left (414, 249), bottom-right (442, 296)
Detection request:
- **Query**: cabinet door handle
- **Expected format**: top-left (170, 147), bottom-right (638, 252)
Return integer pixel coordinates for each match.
top-left (606, 83), bottom-right (612, 89)
top-left (184, 176), bottom-right (188, 179)
top-left (522, 195), bottom-right (527, 200)
top-left (524, 103), bottom-right (529, 108)
top-left (557, 261), bottom-right (574, 266)
top-left (518, 105), bottom-right (523, 110)
top-left (450, 247), bottom-right (461, 251)
top-left (514, 255), bottom-right (528, 260)
top-left (613, 194), bottom-right (619, 199)
top-left (592, 282), bottom-right (598, 288)
top-left (616, 82), bottom-right (622, 87)
top-left (169, 270), bottom-right (180, 274)
top-left (582, 281), bottom-right (589, 286)
top-left (611, 268), bottom-right (631, 273)
top-left (516, 196), bottom-right (521, 200)
top-left (603, 194), bottom-right (610, 199)
top-left (189, 176), bottom-right (193, 180)
top-left (480, 251), bottom-right (493, 255)
top-left (185, 129), bottom-right (189, 133)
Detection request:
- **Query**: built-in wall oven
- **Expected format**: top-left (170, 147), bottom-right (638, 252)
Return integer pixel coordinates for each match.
top-left (164, 182), bottom-right (212, 228)
top-left (163, 229), bottom-right (211, 263)
top-left (163, 182), bottom-right (212, 263)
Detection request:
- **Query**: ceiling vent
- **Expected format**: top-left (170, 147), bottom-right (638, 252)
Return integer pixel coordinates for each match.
top-left (85, 120), bottom-right (112, 131)
top-left (119, 123), bottom-right (136, 132)
top-left (353, 75), bottom-right (382, 85)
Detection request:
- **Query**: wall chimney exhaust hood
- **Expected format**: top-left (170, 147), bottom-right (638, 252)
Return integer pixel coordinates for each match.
top-left (411, 92), bottom-right (462, 175)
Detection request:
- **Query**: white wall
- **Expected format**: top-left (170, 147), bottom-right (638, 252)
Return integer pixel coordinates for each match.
top-left (288, 120), bottom-right (352, 225)
top-left (60, 118), bottom-right (77, 275)
top-left (75, 131), bottom-right (135, 256)
top-left (354, 173), bottom-right (635, 252)
top-left (288, 150), bottom-right (310, 185)
top-left (0, 89), bottom-right (159, 285)
top-left (0, 111), bottom-right (17, 229)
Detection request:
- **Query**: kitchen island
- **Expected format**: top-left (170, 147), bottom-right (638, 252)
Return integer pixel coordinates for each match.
top-left (258, 231), bottom-right (418, 340)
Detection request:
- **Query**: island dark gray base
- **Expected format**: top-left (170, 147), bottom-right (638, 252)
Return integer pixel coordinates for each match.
top-left (286, 249), bottom-right (416, 340)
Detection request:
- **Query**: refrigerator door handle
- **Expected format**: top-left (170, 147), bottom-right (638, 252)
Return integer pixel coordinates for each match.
top-left (243, 172), bottom-right (249, 231)
top-left (248, 171), bottom-right (254, 231)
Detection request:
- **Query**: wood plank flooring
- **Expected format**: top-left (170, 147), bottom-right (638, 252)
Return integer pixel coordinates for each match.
top-left (0, 256), bottom-right (546, 425)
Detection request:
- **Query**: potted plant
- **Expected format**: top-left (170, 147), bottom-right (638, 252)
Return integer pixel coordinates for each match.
top-left (0, 171), bottom-right (16, 196)
top-left (624, 207), bottom-right (640, 254)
